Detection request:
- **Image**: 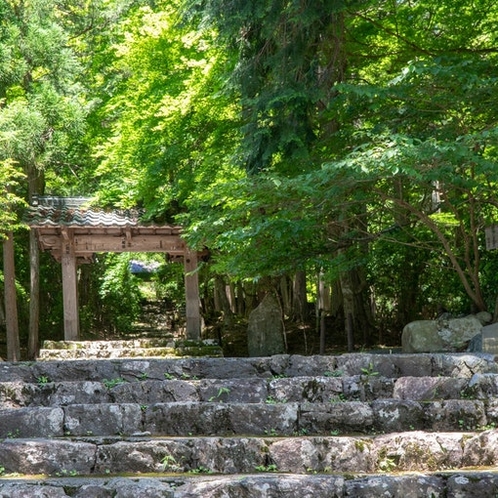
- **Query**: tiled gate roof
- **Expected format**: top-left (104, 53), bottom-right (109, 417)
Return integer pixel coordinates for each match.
top-left (26, 196), bottom-right (185, 262)
top-left (26, 196), bottom-right (165, 229)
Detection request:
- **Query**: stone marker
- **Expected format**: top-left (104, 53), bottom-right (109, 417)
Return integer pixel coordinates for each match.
top-left (247, 293), bottom-right (285, 357)
top-left (482, 322), bottom-right (498, 354)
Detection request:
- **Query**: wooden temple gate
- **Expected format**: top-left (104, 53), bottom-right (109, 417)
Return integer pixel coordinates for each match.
top-left (27, 196), bottom-right (202, 341)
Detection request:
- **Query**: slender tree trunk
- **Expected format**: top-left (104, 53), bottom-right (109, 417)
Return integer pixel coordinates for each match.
top-left (215, 275), bottom-right (234, 327)
top-left (227, 282), bottom-right (236, 313)
top-left (27, 166), bottom-right (44, 358)
top-left (28, 230), bottom-right (39, 358)
top-left (280, 275), bottom-right (291, 316)
top-left (318, 270), bottom-right (331, 313)
top-left (292, 270), bottom-right (308, 322)
top-left (3, 232), bottom-right (20, 361)
top-left (339, 270), bottom-right (355, 353)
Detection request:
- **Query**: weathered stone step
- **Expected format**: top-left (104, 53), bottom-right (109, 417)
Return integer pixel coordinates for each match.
top-left (39, 339), bottom-right (223, 360)
top-left (42, 339), bottom-right (176, 350)
top-left (3, 373), bottom-right (498, 408)
top-left (0, 398), bottom-right (494, 438)
top-left (1, 472), bottom-right (496, 498)
top-left (1, 431), bottom-right (498, 477)
top-left (39, 347), bottom-right (180, 360)
top-left (2, 353), bottom-right (497, 383)
top-left (174, 471), bottom-right (498, 497)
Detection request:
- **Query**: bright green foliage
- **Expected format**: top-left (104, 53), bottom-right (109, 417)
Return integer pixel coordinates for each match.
top-left (91, 1), bottom-right (240, 218)
top-left (181, 0), bottom-right (498, 321)
top-left (0, 0), bottom-right (87, 194)
top-left (97, 253), bottom-right (142, 334)
top-left (2, 0), bottom-right (497, 346)
top-left (185, 0), bottom-right (348, 174)
top-left (0, 160), bottom-right (27, 236)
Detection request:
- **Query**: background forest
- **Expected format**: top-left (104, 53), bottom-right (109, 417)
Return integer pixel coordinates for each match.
top-left (1, 0), bottom-right (498, 358)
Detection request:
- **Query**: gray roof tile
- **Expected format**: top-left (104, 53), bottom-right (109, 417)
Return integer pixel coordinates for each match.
top-left (26, 196), bottom-right (180, 231)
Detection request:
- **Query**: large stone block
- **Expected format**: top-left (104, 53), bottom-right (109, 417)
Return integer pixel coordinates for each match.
top-left (402, 316), bottom-right (483, 353)
top-left (229, 403), bottom-right (299, 436)
top-left (393, 376), bottom-right (467, 400)
top-left (63, 404), bottom-right (142, 436)
top-left (268, 376), bottom-right (343, 403)
top-left (372, 399), bottom-right (425, 432)
top-left (423, 399), bottom-right (487, 431)
top-left (144, 402), bottom-right (232, 436)
top-left (0, 439), bottom-right (96, 475)
top-left (345, 475), bottom-right (445, 497)
top-left (0, 407), bottom-right (64, 438)
top-left (299, 401), bottom-right (374, 434)
top-left (269, 436), bottom-right (373, 473)
top-left (197, 378), bottom-right (268, 403)
top-left (372, 432), bottom-right (464, 472)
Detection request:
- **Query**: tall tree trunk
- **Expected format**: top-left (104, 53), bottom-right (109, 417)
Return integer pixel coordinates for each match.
top-left (3, 232), bottom-right (20, 361)
top-left (292, 270), bottom-right (308, 322)
top-left (27, 166), bottom-right (44, 358)
top-left (215, 275), bottom-right (234, 327)
top-left (339, 270), bottom-right (355, 353)
top-left (280, 275), bottom-right (292, 317)
top-left (318, 270), bottom-right (331, 313)
top-left (28, 230), bottom-right (39, 359)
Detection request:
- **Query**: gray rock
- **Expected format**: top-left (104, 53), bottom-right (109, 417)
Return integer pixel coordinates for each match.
top-left (198, 378), bottom-right (268, 403)
top-left (269, 436), bottom-right (373, 473)
top-left (229, 403), bottom-right (299, 436)
top-left (342, 375), bottom-right (395, 401)
top-left (345, 475), bottom-right (445, 497)
top-left (175, 475), bottom-right (346, 498)
top-left (462, 430), bottom-right (498, 467)
top-left (0, 439), bottom-right (96, 475)
top-left (299, 401), bottom-right (374, 434)
top-left (467, 333), bottom-right (482, 352)
top-left (393, 376), bottom-right (467, 400)
top-left (423, 399), bottom-right (487, 431)
top-left (372, 399), bottom-right (425, 432)
top-left (268, 376), bottom-right (342, 403)
top-left (64, 404), bottom-right (142, 436)
top-left (402, 316), bottom-right (483, 353)
top-left (446, 473), bottom-right (498, 498)
top-left (247, 293), bottom-right (285, 357)
top-left (372, 431), bottom-right (464, 472)
top-left (475, 311), bottom-right (493, 325)
top-left (95, 438), bottom-right (267, 474)
top-left (0, 407), bottom-right (64, 438)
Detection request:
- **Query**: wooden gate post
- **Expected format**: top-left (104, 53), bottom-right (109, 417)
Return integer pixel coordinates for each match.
top-left (184, 248), bottom-right (201, 340)
top-left (61, 237), bottom-right (79, 341)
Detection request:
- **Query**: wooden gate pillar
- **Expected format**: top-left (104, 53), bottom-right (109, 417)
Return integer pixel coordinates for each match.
top-left (184, 248), bottom-right (201, 340)
top-left (61, 237), bottom-right (79, 341)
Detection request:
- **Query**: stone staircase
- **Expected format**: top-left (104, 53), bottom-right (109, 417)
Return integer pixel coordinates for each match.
top-left (39, 338), bottom-right (223, 360)
top-left (1, 352), bottom-right (498, 496)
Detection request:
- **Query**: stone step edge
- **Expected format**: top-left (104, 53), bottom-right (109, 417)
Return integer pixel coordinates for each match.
top-left (3, 353), bottom-right (498, 383)
top-left (1, 430), bottom-right (497, 476)
top-left (41, 339), bottom-right (219, 350)
top-left (1, 374), bottom-right (496, 405)
top-left (38, 348), bottom-right (223, 360)
top-left (0, 399), bottom-right (495, 439)
top-left (1, 470), bottom-right (498, 497)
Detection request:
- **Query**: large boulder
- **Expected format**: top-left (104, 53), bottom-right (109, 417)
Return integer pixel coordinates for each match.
top-left (402, 315), bottom-right (483, 353)
top-left (247, 293), bottom-right (285, 357)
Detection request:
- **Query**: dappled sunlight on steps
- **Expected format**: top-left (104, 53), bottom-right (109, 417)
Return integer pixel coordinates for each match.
top-left (0, 352), bottom-right (498, 496)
